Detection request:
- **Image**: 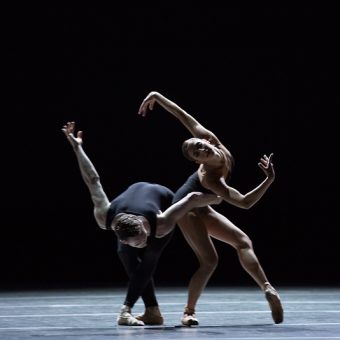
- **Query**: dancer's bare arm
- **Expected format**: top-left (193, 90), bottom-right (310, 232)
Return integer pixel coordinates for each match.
top-left (207, 153), bottom-right (275, 209)
top-left (156, 192), bottom-right (222, 236)
top-left (62, 121), bottom-right (110, 228)
top-left (138, 91), bottom-right (222, 146)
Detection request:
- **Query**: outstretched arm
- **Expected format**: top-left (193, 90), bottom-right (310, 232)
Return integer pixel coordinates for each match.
top-left (156, 192), bottom-right (222, 236)
top-left (61, 121), bottom-right (110, 228)
top-left (208, 153), bottom-right (276, 209)
top-left (138, 91), bottom-right (221, 145)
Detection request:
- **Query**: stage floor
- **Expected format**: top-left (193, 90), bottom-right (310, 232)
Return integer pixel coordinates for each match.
top-left (0, 286), bottom-right (339, 339)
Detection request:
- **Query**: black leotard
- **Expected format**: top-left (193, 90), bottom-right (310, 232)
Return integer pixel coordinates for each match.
top-left (172, 171), bottom-right (214, 204)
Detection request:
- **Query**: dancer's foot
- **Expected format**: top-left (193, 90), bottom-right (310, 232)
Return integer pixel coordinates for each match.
top-left (117, 305), bottom-right (144, 326)
top-left (181, 307), bottom-right (199, 326)
top-left (135, 306), bottom-right (164, 325)
top-left (264, 283), bottom-right (284, 324)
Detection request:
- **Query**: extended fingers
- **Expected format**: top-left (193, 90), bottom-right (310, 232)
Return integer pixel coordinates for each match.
top-left (138, 103), bottom-right (145, 115)
top-left (258, 153), bottom-right (273, 169)
top-left (139, 102), bottom-right (149, 116)
top-left (138, 99), bottom-right (155, 117)
top-left (262, 153), bottom-right (273, 161)
top-left (68, 121), bottom-right (75, 132)
top-left (259, 156), bottom-right (268, 167)
top-left (63, 121), bottom-right (74, 132)
top-left (261, 153), bottom-right (274, 162)
top-left (268, 153), bottom-right (274, 163)
top-left (61, 121), bottom-right (76, 137)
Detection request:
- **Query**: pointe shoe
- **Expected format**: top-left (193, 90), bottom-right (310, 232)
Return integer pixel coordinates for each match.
top-left (181, 307), bottom-right (199, 326)
top-left (117, 305), bottom-right (144, 326)
top-left (135, 306), bottom-right (164, 325)
top-left (264, 283), bottom-right (284, 324)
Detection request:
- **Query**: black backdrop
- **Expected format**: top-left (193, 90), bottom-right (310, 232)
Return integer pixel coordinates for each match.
top-left (3, 5), bottom-right (339, 290)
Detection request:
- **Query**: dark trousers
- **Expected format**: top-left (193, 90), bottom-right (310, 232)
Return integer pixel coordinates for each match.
top-left (117, 230), bottom-right (175, 308)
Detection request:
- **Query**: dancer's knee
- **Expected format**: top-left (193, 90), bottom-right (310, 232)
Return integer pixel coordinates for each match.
top-left (198, 253), bottom-right (218, 273)
top-left (235, 235), bottom-right (253, 251)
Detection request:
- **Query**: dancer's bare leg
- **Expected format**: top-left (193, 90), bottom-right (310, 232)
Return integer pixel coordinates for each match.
top-left (178, 211), bottom-right (218, 325)
top-left (201, 206), bottom-right (283, 324)
top-left (201, 207), bottom-right (267, 288)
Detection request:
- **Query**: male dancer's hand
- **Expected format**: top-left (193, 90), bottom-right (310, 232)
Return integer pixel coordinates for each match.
top-left (190, 192), bottom-right (223, 207)
top-left (62, 121), bottom-right (83, 149)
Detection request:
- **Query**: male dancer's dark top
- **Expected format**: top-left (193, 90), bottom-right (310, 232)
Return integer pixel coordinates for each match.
top-left (105, 182), bottom-right (175, 308)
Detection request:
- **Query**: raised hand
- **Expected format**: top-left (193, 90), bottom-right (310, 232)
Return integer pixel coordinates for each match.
top-left (138, 91), bottom-right (157, 117)
top-left (61, 121), bottom-right (83, 149)
top-left (258, 153), bottom-right (275, 181)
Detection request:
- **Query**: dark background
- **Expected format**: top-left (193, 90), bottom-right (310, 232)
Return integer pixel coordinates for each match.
top-left (3, 5), bottom-right (339, 290)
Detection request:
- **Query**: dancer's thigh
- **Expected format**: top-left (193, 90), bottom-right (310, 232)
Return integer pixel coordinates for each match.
top-left (200, 206), bottom-right (249, 247)
top-left (178, 212), bottom-right (218, 262)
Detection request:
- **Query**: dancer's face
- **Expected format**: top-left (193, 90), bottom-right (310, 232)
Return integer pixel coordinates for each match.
top-left (185, 138), bottom-right (220, 163)
top-left (120, 223), bottom-right (148, 248)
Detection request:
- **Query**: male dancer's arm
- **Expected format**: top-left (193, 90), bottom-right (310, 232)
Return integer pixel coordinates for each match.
top-left (156, 192), bottom-right (222, 236)
top-left (62, 121), bottom-right (110, 227)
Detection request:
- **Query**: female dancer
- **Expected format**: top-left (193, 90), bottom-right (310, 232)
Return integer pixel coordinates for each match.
top-left (138, 91), bottom-right (284, 326)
